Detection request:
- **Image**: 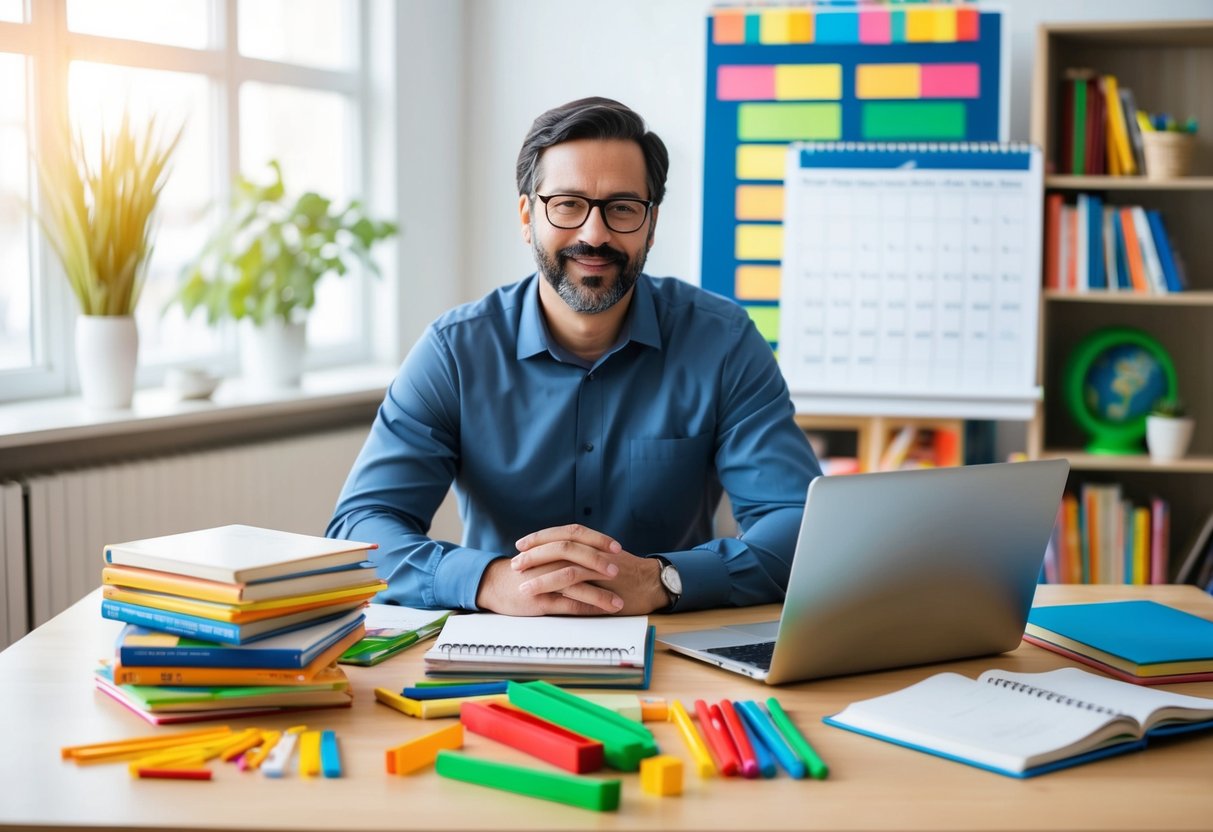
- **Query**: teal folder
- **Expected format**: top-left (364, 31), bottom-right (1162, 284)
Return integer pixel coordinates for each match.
top-left (1027, 600), bottom-right (1213, 665)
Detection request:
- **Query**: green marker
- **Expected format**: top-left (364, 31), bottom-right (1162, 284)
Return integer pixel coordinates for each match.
top-left (766, 697), bottom-right (829, 779)
top-left (435, 751), bottom-right (620, 812)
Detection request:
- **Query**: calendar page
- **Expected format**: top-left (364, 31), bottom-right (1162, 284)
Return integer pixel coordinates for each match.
top-left (778, 143), bottom-right (1043, 418)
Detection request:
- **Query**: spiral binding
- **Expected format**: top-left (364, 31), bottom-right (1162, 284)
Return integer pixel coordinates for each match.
top-left (984, 676), bottom-right (1122, 717)
top-left (798, 141), bottom-right (1034, 154)
top-left (433, 642), bottom-right (634, 662)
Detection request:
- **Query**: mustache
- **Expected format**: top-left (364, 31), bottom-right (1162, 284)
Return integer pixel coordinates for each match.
top-left (559, 242), bottom-right (627, 264)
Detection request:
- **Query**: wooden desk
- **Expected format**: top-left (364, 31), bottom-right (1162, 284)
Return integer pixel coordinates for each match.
top-left (2, 585), bottom-right (1212, 831)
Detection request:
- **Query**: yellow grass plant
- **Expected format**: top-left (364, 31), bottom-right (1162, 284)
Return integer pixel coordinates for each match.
top-left (34, 112), bottom-right (181, 316)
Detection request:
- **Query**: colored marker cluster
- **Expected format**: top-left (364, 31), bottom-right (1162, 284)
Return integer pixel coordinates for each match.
top-left (672, 697), bottom-right (828, 781)
top-left (61, 723), bottom-right (343, 780)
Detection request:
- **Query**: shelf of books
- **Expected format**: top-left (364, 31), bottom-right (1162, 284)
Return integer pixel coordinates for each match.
top-left (796, 415), bottom-right (963, 475)
top-left (1029, 20), bottom-right (1213, 584)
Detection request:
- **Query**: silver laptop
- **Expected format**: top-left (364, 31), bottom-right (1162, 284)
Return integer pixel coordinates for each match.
top-left (658, 459), bottom-right (1070, 684)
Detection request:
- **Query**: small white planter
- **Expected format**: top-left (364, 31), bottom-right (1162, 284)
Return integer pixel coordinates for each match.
top-left (1146, 415), bottom-right (1195, 463)
top-left (75, 315), bottom-right (138, 409)
top-left (239, 318), bottom-right (306, 389)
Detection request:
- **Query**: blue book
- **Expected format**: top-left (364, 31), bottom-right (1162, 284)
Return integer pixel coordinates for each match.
top-left (1145, 210), bottom-right (1184, 292)
top-left (824, 666), bottom-right (1213, 778)
top-left (1026, 600), bottom-right (1213, 667)
top-left (1085, 194), bottom-right (1105, 289)
top-left (102, 598), bottom-right (362, 646)
top-left (115, 608), bottom-right (365, 668)
top-left (1111, 211), bottom-right (1133, 290)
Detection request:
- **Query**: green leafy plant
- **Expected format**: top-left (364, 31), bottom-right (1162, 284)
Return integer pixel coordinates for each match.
top-left (1151, 397), bottom-right (1188, 419)
top-left (170, 161), bottom-right (397, 327)
top-left (33, 112), bottom-right (181, 316)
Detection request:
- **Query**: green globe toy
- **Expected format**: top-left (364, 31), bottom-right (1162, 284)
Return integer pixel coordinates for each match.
top-left (1064, 327), bottom-right (1177, 455)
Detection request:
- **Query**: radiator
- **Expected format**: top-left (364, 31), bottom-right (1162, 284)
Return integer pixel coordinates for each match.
top-left (15, 426), bottom-right (370, 639)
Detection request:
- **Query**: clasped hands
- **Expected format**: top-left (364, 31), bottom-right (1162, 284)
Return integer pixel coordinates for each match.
top-left (474, 524), bottom-right (668, 616)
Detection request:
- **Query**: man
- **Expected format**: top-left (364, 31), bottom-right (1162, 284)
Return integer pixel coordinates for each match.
top-left (327, 97), bottom-right (820, 616)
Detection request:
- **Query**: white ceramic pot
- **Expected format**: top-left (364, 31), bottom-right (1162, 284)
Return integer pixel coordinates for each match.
top-left (1146, 415), bottom-right (1195, 463)
top-left (239, 318), bottom-right (306, 389)
top-left (75, 314), bottom-right (138, 409)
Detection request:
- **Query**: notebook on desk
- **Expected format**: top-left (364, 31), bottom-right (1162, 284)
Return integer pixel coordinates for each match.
top-left (658, 459), bottom-right (1070, 685)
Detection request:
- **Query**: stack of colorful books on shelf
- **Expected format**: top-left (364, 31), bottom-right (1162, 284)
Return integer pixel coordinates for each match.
top-left (1043, 193), bottom-right (1184, 294)
top-left (1057, 69), bottom-right (1145, 177)
top-left (96, 524), bottom-right (383, 724)
top-left (1041, 487), bottom-right (1169, 586)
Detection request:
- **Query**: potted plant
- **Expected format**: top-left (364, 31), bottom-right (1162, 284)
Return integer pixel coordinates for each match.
top-left (169, 161), bottom-right (397, 388)
top-left (33, 113), bottom-right (180, 408)
top-left (1146, 397), bottom-right (1195, 462)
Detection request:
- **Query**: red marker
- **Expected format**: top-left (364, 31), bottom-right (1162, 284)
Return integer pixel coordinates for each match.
top-left (718, 699), bottom-right (760, 778)
top-left (693, 699), bottom-right (740, 776)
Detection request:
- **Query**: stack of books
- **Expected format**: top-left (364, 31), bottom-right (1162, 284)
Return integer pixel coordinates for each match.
top-left (96, 524), bottom-right (384, 724)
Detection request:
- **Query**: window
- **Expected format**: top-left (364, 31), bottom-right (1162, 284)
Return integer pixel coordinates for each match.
top-left (0, 0), bottom-right (388, 403)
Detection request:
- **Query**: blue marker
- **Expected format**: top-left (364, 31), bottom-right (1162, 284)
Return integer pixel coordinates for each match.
top-left (402, 681), bottom-right (509, 700)
top-left (320, 730), bottom-right (342, 778)
top-left (738, 709), bottom-right (777, 778)
top-left (737, 700), bottom-right (806, 779)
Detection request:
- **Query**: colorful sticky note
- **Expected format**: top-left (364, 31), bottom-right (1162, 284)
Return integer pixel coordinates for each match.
top-left (855, 64), bottom-right (920, 100)
top-left (956, 8), bottom-right (980, 41)
top-left (736, 144), bottom-right (788, 181)
top-left (787, 9), bottom-right (812, 43)
top-left (933, 7), bottom-right (958, 42)
top-left (735, 185), bottom-right (785, 221)
top-left (713, 9), bottom-right (746, 44)
top-left (744, 306), bottom-right (780, 344)
top-left (814, 11), bottom-right (858, 44)
top-left (920, 64), bottom-right (980, 99)
top-left (759, 9), bottom-right (793, 44)
top-left (859, 9), bottom-right (892, 44)
top-left (735, 266), bottom-right (781, 301)
top-left (735, 224), bottom-right (783, 261)
top-left (862, 102), bottom-right (966, 140)
top-left (774, 64), bottom-right (842, 100)
top-left (738, 103), bottom-right (841, 141)
top-left (906, 9), bottom-right (935, 42)
top-left (718, 65), bottom-right (775, 101)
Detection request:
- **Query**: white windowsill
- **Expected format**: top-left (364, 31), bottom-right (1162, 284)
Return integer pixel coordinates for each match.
top-left (0, 363), bottom-right (397, 451)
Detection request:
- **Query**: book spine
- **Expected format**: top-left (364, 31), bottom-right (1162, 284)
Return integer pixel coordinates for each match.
top-left (111, 664), bottom-right (313, 686)
top-left (102, 600), bottom-right (242, 644)
top-left (117, 645), bottom-right (306, 669)
top-left (1150, 498), bottom-right (1170, 584)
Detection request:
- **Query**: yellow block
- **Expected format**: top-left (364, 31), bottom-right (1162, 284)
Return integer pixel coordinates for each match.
top-left (298, 730), bottom-right (322, 777)
top-left (856, 64), bottom-right (920, 100)
top-left (775, 64), bottom-right (842, 100)
top-left (736, 144), bottom-right (787, 181)
top-left (640, 754), bottom-right (684, 796)
top-left (787, 9), bottom-right (812, 43)
top-left (386, 723), bottom-right (464, 776)
top-left (933, 7), bottom-right (958, 41)
top-left (735, 224), bottom-right (783, 261)
top-left (736, 266), bottom-right (781, 301)
top-left (759, 8), bottom-right (792, 43)
top-left (736, 185), bottom-right (785, 221)
top-left (906, 8), bottom-right (935, 41)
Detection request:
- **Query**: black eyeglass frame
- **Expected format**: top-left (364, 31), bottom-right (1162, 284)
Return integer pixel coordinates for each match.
top-left (534, 192), bottom-right (655, 234)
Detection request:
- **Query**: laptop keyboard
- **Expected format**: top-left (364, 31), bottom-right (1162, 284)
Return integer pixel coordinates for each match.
top-left (705, 641), bottom-right (775, 671)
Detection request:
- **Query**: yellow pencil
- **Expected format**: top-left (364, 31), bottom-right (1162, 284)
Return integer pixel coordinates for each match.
top-left (62, 727), bottom-right (233, 762)
top-left (241, 730), bottom-right (282, 772)
top-left (669, 699), bottom-right (716, 778)
top-left (219, 731), bottom-right (265, 762)
top-left (298, 730), bottom-right (322, 777)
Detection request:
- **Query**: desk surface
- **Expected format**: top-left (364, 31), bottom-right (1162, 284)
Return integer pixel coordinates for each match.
top-left (3, 584), bottom-right (1212, 832)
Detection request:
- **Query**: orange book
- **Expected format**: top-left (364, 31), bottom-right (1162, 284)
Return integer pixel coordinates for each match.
top-left (1119, 207), bottom-right (1150, 292)
top-left (1082, 486), bottom-right (1100, 584)
top-left (1043, 193), bottom-right (1063, 290)
top-left (1064, 204), bottom-right (1079, 290)
top-left (1062, 492), bottom-right (1081, 584)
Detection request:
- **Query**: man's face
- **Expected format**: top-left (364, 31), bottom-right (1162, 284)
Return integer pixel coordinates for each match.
top-left (519, 138), bottom-right (657, 315)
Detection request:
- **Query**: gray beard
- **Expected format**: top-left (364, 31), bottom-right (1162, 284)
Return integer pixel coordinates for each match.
top-left (533, 235), bottom-right (647, 315)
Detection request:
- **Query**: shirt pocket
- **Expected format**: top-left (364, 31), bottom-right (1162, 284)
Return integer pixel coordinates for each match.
top-left (628, 434), bottom-right (714, 531)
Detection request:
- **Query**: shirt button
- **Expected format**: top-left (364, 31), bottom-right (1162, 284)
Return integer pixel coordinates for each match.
top-left (586, 373), bottom-right (595, 382)
top-left (582, 442), bottom-right (594, 452)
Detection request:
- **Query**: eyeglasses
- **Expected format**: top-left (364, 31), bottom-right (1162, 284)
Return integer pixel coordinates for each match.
top-left (534, 193), bottom-right (654, 234)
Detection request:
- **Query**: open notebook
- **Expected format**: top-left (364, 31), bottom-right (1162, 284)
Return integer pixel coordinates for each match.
top-left (423, 614), bottom-right (653, 688)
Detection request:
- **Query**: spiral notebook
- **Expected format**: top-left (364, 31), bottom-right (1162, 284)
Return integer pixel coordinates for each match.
top-left (423, 614), bottom-right (653, 689)
top-left (824, 666), bottom-right (1213, 778)
top-left (778, 141), bottom-right (1043, 419)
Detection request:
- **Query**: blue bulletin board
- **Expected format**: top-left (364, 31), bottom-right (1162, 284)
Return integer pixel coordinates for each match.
top-left (700, 1), bottom-right (1007, 349)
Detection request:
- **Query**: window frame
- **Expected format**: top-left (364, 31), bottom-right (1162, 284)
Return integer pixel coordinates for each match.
top-left (0, 0), bottom-right (389, 404)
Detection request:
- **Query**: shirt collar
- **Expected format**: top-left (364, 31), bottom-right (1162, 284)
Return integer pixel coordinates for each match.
top-left (515, 273), bottom-right (663, 362)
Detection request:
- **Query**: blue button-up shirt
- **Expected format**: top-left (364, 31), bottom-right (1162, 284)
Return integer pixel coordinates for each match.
top-left (327, 274), bottom-right (821, 611)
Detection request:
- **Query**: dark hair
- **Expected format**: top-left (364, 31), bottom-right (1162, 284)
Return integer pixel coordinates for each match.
top-left (515, 97), bottom-right (669, 206)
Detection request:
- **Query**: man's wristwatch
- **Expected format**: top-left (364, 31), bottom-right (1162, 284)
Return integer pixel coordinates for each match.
top-left (654, 556), bottom-right (682, 610)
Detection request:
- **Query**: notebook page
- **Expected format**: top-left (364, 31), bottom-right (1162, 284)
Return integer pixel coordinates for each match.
top-left (427, 614), bottom-right (649, 666)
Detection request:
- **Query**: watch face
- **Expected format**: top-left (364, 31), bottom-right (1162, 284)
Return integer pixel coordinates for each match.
top-left (661, 564), bottom-right (682, 595)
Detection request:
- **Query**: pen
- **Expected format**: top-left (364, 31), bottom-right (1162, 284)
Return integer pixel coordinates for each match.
top-left (403, 681), bottom-right (509, 700)
top-left (694, 699), bottom-right (740, 776)
top-left (668, 699), bottom-right (715, 777)
top-left (718, 699), bottom-right (760, 778)
top-left (766, 696), bottom-right (829, 779)
top-left (737, 708), bottom-right (777, 778)
top-left (737, 700), bottom-right (806, 779)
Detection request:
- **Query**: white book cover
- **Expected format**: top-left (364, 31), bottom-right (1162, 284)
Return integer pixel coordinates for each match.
top-left (104, 524), bottom-right (376, 583)
top-left (1102, 206), bottom-right (1119, 292)
top-left (1131, 206), bottom-right (1167, 294)
top-left (1075, 195), bottom-right (1089, 291)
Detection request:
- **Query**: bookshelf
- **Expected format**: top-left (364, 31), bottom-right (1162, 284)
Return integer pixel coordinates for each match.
top-left (796, 415), bottom-right (963, 475)
top-left (1029, 20), bottom-right (1213, 578)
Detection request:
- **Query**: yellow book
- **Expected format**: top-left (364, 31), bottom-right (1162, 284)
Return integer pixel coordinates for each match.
top-left (1133, 507), bottom-right (1151, 585)
top-left (1102, 75), bottom-right (1136, 176)
top-left (101, 583), bottom-right (383, 623)
top-left (102, 562), bottom-right (381, 604)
